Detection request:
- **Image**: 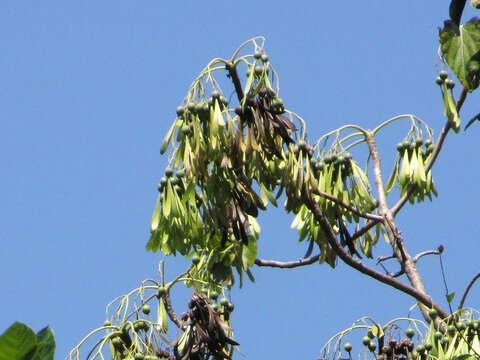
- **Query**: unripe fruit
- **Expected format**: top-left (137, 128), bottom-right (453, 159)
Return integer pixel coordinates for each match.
top-left (439, 70), bottom-right (448, 80)
top-left (344, 342), bottom-right (352, 352)
top-left (157, 286), bottom-right (166, 298)
top-left (363, 336), bottom-right (371, 346)
top-left (220, 297), bottom-right (229, 306)
top-left (165, 167), bottom-right (174, 178)
top-left (192, 254), bottom-right (200, 265)
top-left (142, 304), bottom-right (151, 315)
top-left (261, 54), bottom-right (269, 63)
top-left (368, 341), bottom-right (377, 352)
top-left (406, 328), bottom-right (415, 339)
top-left (176, 106), bottom-right (185, 117)
top-left (428, 308), bottom-right (438, 320)
top-left (446, 79), bottom-right (455, 89)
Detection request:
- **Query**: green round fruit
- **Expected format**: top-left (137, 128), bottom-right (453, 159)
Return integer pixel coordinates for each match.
top-left (157, 286), bottom-right (167, 298)
top-left (414, 137), bottom-right (423, 147)
top-left (406, 328), bottom-right (415, 339)
top-left (261, 54), bottom-right (269, 63)
top-left (211, 90), bottom-right (220, 99)
top-left (439, 70), bottom-right (448, 80)
top-left (141, 304), bottom-right (150, 315)
top-left (447, 325), bottom-right (456, 336)
top-left (446, 79), bottom-right (455, 89)
top-left (254, 65), bottom-right (263, 76)
top-left (434, 330), bottom-right (443, 342)
top-left (210, 291), bottom-right (219, 301)
top-left (104, 320), bottom-right (112, 327)
top-left (181, 124), bottom-right (191, 136)
top-left (165, 167), bottom-right (174, 178)
top-left (367, 329), bottom-right (375, 339)
top-left (362, 336), bottom-right (371, 346)
top-left (298, 140), bottom-right (307, 150)
top-left (254, 51), bottom-right (262, 60)
top-left (176, 106), bottom-right (185, 117)
top-left (176, 168), bottom-right (185, 178)
top-left (456, 321), bottom-right (466, 331)
top-left (344, 342), bottom-right (352, 352)
top-left (425, 342), bottom-right (432, 351)
top-left (424, 138), bottom-right (432, 147)
top-left (186, 102), bottom-right (196, 113)
top-left (428, 308), bottom-right (438, 320)
top-left (226, 302), bottom-right (234, 312)
top-left (435, 76), bottom-right (444, 85)
top-left (192, 254), bottom-right (200, 265)
top-left (368, 341), bottom-right (376, 352)
top-left (416, 344), bottom-right (425, 354)
top-left (111, 337), bottom-right (123, 346)
top-left (220, 297), bottom-right (229, 306)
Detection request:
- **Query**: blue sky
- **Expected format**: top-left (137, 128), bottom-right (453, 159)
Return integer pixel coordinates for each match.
top-left (1, 1), bottom-right (480, 359)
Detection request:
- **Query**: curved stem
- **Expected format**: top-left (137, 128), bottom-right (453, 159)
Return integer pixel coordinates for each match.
top-left (458, 272), bottom-right (480, 310)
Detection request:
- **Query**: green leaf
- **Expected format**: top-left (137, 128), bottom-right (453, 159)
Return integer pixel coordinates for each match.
top-left (160, 121), bottom-right (177, 154)
top-left (385, 156), bottom-right (399, 194)
top-left (443, 83), bottom-right (461, 131)
top-left (446, 292), bottom-right (456, 303)
top-left (150, 195), bottom-right (161, 232)
top-left (0, 322), bottom-right (37, 360)
top-left (32, 327), bottom-right (55, 360)
top-left (242, 240), bottom-right (258, 268)
top-left (439, 18), bottom-right (480, 91)
top-left (157, 298), bottom-right (168, 333)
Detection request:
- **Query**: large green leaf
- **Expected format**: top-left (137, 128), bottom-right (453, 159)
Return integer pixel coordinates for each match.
top-left (0, 322), bottom-right (37, 360)
top-left (32, 327), bottom-right (55, 360)
top-left (439, 18), bottom-right (480, 91)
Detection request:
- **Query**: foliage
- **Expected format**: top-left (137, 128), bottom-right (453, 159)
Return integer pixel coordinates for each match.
top-left (69, 1), bottom-right (480, 359)
top-left (0, 322), bottom-right (55, 360)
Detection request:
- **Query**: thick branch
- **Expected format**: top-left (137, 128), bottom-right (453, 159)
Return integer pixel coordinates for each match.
top-left (163, 291), bottom-right (185, 330)
top-left (226, 62), bottom-right (245, 103)
top-left (255, 254), bottom-right (320, 268)
top-left (458, 272), bottom-right (480, 310)
top-left (366, 133), bottom-right (436, 321)
top-left (304, 194), bottom-right (448, 318)
top-left (311, 188), bottom-right (383, 222)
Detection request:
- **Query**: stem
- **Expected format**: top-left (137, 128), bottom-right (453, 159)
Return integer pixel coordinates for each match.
top-left (366, 132), bottom-right (437, 322)
top-left (458, 272), bottom-right (480, 310)
top-left (255, 254), bottom-right (320, 268)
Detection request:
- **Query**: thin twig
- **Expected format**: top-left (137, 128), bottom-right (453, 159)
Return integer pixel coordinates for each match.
top-left (311, 188), bottom-right (383, 222)
top-left (255, 254), bottom-right (320, 268)
top-left (438, 253), bottom-right (454, 315)
top-left (412, 249), bottom-right (441, 263)
top-left (458, 272), bottom-right (480, 310)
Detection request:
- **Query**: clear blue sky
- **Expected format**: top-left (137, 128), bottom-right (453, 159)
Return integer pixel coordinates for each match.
top-left (2, 1), bottom-right (480, 359)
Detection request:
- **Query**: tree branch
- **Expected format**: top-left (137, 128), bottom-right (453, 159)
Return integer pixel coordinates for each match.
top-left (311, 188), bottom-right (383, 222)
top-left (304, 193), bottom-right (448, 318)
top-left (226, 62), bottom-right (245, 103)
top-left (458, 272), bottom-right (480, 310)
top-left (163, 290), bottom-right (185, 330)
top-left (255, 254), bottom-right (321, 268)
